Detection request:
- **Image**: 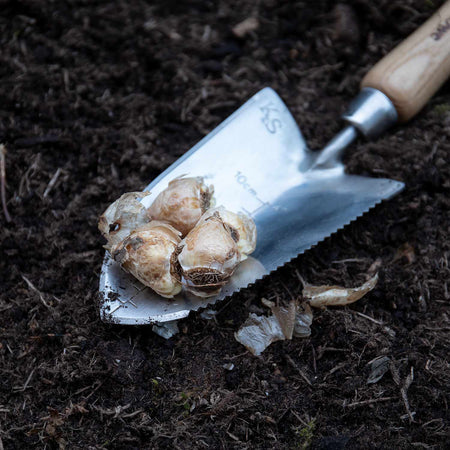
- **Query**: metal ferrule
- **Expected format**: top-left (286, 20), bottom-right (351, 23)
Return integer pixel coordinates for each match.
top-left (342, 87), bottom-right (398, 139)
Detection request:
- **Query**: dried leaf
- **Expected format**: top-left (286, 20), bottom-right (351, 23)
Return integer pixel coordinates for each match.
top-left (393, 243), bottom-right (415, 264)
top-left (304, 273), bottom-right (378, 308)
top-left (46, 408), bottom-right (64, 428)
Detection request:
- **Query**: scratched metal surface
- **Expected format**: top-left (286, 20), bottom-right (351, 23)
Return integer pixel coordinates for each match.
top-left (99, 88), bottom-right (403, 324)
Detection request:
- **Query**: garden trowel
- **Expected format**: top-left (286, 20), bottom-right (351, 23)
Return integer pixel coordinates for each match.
top-left (100, 1), bottom-right (450, 325)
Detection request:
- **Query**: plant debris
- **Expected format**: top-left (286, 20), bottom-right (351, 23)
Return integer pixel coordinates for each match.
top-left (293, 303), bottom-right (314, 338)
top-left (232, 17), bottom-right (259, 38)
top-left (152, 320), bottom-right (180, 339)
top-left (0, 144), bottom-right (11, 223)
top-left (401, 367), bottom-right (416, 422)
top-left (236, 271), bottom-right (378, 355)
top-left (235, 300), bottom-right (313, 355)
top-left (303, 273), bottom-right (378, 308)
top-left (234, 312), bottom-right (288, 356)
top-left (393, 242), bottom-right (416, 264)
top-left (367, 356), bottom-right (391, 384)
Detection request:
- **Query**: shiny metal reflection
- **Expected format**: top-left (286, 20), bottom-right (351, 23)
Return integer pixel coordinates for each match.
top-left (99, 88), bottom-right (403, 324)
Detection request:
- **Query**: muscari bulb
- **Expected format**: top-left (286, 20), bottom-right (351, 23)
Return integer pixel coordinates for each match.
top-left (177, 210), bottom-right (247, 298)
top-left (98, 191), bottom-right (151, 252)
top-left (112, 221), bottom-right (182, 298)
top-left (198, 207), bottom-right (256, 260)
top-left (147, 176), bottom-right (214, 237)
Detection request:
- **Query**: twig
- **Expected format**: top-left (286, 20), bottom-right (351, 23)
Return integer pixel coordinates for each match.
top-left (285, 354), bottom-right (312, 386)
top-left (290, 409), bottom-right (309, 427)
top-left (15, 135), bottom-right (62, 147)
top-left (43, 167), bottom-right (62, 198)
top-left (0, 144), bottom-right (12, 222)
top-left (122, 409), bottom-right (144, 419)
top-left (345, 396), bottom-right (396, 408)
top-left (401, 367), bottom-right (415, 422)
top-left (311, 344), bottom-right (317, 374)
top-left (13, 369), bottom-right (35, 392)
top-left (332, 258), bottom-right (367, 264)
top-left (353, 311), bottom-right (384, 325)
top-left (83, 381), bottom-right (104, 400)
top-left (93, 403), bottom-right (135, 418)
top-left (290, 62), bottom-right (344, 78)
top-left (21, 275), bottom-right (52, 309)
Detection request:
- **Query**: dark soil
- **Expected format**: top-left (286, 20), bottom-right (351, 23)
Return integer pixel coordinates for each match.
top-left (1, 0), bottom-right (449, 448)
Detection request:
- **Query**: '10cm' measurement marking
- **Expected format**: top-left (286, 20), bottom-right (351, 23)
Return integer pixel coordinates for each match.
top-left (235, 171), bottom-right (273, 216)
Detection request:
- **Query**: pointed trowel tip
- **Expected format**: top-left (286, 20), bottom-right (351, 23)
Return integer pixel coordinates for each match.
top-left (382, 179), bottom-right (405, 199)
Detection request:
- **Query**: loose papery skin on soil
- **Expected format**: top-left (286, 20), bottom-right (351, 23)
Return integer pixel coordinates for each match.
top-left (0, 0), bottom-right (449, 448)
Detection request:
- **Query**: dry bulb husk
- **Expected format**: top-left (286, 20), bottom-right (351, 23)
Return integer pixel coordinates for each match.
top-left (235, 271), bottom-right (378, 355)
top-left (147, 176), bottom-right (214, 237)
top-left (234, 300), bottom-right (313, 356)
top-left (303, 273), bottom-right (378, 308)
top-left (112, 221), bottom-right (182, 298)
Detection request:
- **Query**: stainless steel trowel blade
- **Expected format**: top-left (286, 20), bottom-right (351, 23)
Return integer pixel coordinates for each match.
top-left (99, 88), bottom-right (404, 325)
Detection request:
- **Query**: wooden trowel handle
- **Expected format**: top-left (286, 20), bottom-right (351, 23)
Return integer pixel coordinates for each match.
top-left (361, 1), bottom-right (450, 122)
